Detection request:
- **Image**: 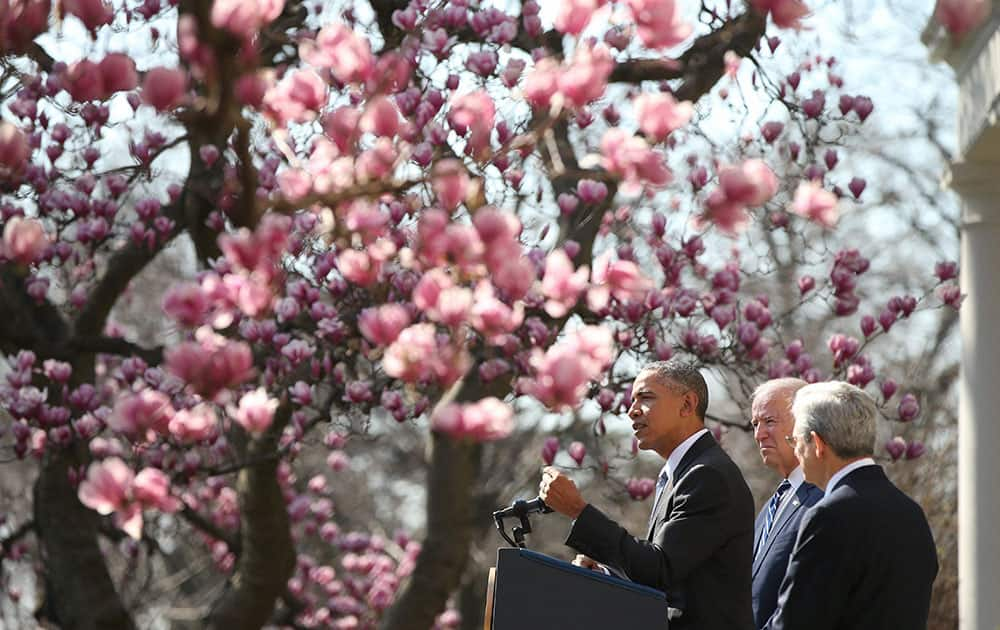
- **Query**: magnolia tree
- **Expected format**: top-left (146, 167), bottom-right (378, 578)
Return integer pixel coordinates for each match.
top-left (0, 0), bottom-right (977, 628)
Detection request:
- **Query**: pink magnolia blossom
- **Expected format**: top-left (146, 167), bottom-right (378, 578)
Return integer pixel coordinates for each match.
top-left (62, 0), bottom-right (113, 33)
top-left (554, 0), bottom-right (603, 35)
top-left (210, 0), bottom-right (284, 40)
top-left (568, 441), bottom-right (587, 465)
top-left (358, 304), bottom-right (411, 346)
top-left (523, 57), bottom-right (560, 109)
top-left (132, 468), bottom-right (181, 512)
top-left (338, 249), bottom-right (381, 286)
top-left (700, 189), bottom-right (750, 235)
top-left (431, 397), bottom-right (514, 441)
top-left (719, 159), bottom-right (779, 206)
top-left (434, 286), bottom-right (474, 327)
top-left (626, 477), bottom-right (656, 500)
top-left (360, 96), bottom-right (402, 138)
top-left (626, 0), bottom-right (693, 49)
top-left (165, 327), bottom-right (254, 399)
top-left (107, 389), bottom-right (175, 440)
top-left (142, 67), bottom-right (188, 111)
top-left (935, 0), bottom-right (989, 37)
top-left (749, 0), bottom-right (810, 29)
top-left (469, 282), bottom-right (524, 343)
top-left (2, 217), bottom-right (48, 265)
top-left (229, 387), bottom-right (278, 434)
top-left (558, 42), bottom-right (614, 108)
top-left (163, 282), bottom-right (210, 328)
top-left (588, 250), bottom-right (652, 309)
top-left (0, 122), bottom-right (30, 181)
top-left (526, 325), bottom-right (614, 410)
top-left (264, 69), bottom-right (327, 125)
top-left (600, 128), bottom-right (671, 191)
top-left (98, 53), bottom-right (138, 94)
top-left (0, 0), bottom-right (50, 53)
top-left (448, 91), bottom-right (495, 158)
top-left (168, 404), bottom-right (219, 443)
top-left (541, 250), bottom-right (588, 317)
top-left (413, 269), bottom-right (455, 315)
top-left (635, 92), bottom-right (693, 142)
top-left (78, 457), bottom-right (133, 516)
top-left (432, 159), bottom-right (470, 210)
top-left (791, 181), bottom-right (839, 227)
top-left (383, 323), bottom-right (470, 386)
top-left (301, 22), bottom-right (375, 85)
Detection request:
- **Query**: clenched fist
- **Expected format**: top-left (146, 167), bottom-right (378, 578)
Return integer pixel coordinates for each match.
top-left (539, 466), bottom-right (587, 519)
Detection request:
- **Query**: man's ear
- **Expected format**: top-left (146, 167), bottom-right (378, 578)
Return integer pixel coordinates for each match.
top-left (683, 390), bottom-right (699, 418)
top-left (812, 431), bottom-right (828, 458)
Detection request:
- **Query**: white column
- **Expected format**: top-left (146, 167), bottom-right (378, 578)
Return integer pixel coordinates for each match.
top-left (950, 160), bottom-right (1000, 630)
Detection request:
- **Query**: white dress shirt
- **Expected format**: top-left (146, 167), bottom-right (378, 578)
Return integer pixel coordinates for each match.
top-left (771, 465), bottom-right (806, 523)
top-left (656, 428), bottom-right (710, 489)
top-left (824, 457), bottom-right (878, 498)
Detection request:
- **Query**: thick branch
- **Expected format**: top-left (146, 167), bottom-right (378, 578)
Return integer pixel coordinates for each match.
top-left (70, 336), bottom-right (164, 365)
top-left (206, 406), bottom-right (296, 629)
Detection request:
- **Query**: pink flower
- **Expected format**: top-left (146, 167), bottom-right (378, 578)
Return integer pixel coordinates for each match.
top-left (431, 397), bottom-right (514, 441)
top-left (541, 250), bottom-right (588, 317)
top-left (635, 92), bottom-right (693, 142)
top-left (384, 323), bottom-right (470, 386)
top-left (163, 282), bottom-right (210, 328)
top-left (700, 190), bottom-right (749, 235)
top-left (554, 0), bottom-right (603, 35)
top-left (568, 441), bottom-right (586, 465)
top-left (0, 122), bottom-right (30, 181)
top-left (413, 269), bottom-right (454, 313)
top-left (358, 304), bottom-right (411, 346)
top-left (935, 0), bottom-right (989, 37)
top-left (78, 457), bottom-right (133, 515)
top-left (898, 393), bottom-right (920, 422)
top-left (230, 387), bottom-right (278, 434)
top-left (165, 327), bottom-right (254, 399)
top-left (210, 0), bottom-right (284, 40)
top-left (2, 217), bottom-right (48, 265)
top-left (626, 477), bottom-right (656, 500)
top-left (62, 0), bottom-right (113, 33)
top-left (168, 404), bottom-right (219, 443)
top-left (558, 42), bottom-right (614, 107)
top-left (98, 53), bottom-right (138, 94)
top-left (523, 58), bottom-right (560, 109)
top-left (491, 258), bottom-right (536, 301)
top-left (526, 325), bottom-right (614, 410)
top-left (719, 159), bottom-right (778, 206)
top-left (132, 468), bottom-right (181, 512)
top-left (448, 91), bottom-right (495, 158)
top-left (542, 437), bottom-right (560, 464)
top-left (360, 96), bottom-right (401, 138)
top-left (107, 389), bottom-right (175, 440)
top-left (338, 249), bottom-right (381, 286)
top-left (600, 128), bottom-right (671, 191)
top-left (626, 0), bottom-right (692, 49)
top-left (264, 69), bottom-right (327, 125)
top-left (589, 250), bottom-right (651, 308)
top-left (791, 181), bottom-right (839, 227)
top-left (301, 22), bottom-right (374, 85)
top-left (142, 67), bottom-right (188, 111)
top-left (886, 437), bottom-right (906, 461)
top-left (432, 159), bottom-right (470, 210)
top-left (469, 282), bottom-right (524, 343)
top-left (749, 0), bottom-right (810, 29)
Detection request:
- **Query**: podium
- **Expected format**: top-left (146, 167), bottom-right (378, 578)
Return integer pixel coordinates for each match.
top-left (484, 548), bottom-right (668, 630)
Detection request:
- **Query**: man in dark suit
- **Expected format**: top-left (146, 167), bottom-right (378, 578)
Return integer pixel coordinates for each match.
top-left (748, 378), bottom-right (824, 628)
top-left (540, 361), bottom-right (755, 630)
top-left (764, 381), bottom-right (938, 630)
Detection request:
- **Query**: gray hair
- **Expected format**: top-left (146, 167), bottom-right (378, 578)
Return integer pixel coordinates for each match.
top-left (640, 361), bottom-right (709, 420)
top-left (752, 378), bottom-right (808, 417)
top-left (791, 381), bottom-right (877, 458)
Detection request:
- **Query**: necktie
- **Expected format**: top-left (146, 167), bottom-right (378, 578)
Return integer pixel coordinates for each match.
top-left (647, 469), bottom-right (672, 532)
top-left (760, 479), bottom-right (792, 545)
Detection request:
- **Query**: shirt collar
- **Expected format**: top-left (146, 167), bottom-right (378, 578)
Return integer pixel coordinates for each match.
top-left (824, 457), bottom-right (878, 498)
top-left (786, 465), bottom-right (805, 493)
top-left (660, 428), bottom-right (710, 484)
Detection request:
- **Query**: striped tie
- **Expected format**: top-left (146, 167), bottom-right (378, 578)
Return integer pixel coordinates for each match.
top-left (760, 479), bottom-right (792, 545)
top-left (647, 470), bottom-right (672, 532)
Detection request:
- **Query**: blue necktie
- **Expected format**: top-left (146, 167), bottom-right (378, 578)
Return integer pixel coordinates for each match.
top-left (648, 470), bottom-right (672, 532)
top-left (760, 479), bottom-right (792, 545)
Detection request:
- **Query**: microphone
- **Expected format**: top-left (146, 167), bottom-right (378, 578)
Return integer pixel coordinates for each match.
top-left (492, 496), bottom-right (554, 519)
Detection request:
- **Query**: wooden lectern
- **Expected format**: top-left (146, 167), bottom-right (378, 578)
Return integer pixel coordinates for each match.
top-left (483, 548), bottom-right (668, 630)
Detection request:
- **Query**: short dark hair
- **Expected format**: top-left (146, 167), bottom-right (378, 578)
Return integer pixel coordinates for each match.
top-left (640, 361), bottom-right (709, 420)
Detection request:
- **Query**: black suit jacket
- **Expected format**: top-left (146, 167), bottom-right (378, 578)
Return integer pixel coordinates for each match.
top-left (566, 432), bottom-right (755, 630)
top-left (752, 480), bottom-right (823, 628)
top-left (764, 465), bottom-right (938, 630)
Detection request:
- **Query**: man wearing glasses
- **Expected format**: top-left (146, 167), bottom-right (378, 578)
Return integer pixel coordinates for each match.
top-left (764, 381), bottom-right (938, 630)
top-left (748, 378), bottom-right (823, 628)
top-left (540, 361), bottom-right (755, 630)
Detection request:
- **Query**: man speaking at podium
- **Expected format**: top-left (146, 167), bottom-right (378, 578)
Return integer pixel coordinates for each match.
top-left (540, 361), bottom-right (755, 630)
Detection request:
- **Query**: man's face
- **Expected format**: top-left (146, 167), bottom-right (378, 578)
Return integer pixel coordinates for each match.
top-left (628, 371), bottom-right (691, 457)
top-left (751, 392), bottom-right (799, 476)
top-left (791, 417), bottom-right (821, 485)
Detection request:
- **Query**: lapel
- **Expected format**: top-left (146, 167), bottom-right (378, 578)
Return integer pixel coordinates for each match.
top-left (645, 432), bottom-right (717, 540)
top-left (751, 483), bottom-right (810, 577)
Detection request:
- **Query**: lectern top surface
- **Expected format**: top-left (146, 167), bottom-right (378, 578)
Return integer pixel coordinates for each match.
top-left (502, 548), bottom-right (667, 600)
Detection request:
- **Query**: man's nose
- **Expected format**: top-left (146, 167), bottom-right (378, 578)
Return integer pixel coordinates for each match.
top-left (628, 404), bottom-right (641, 419)
top-left (753, 422), bottom-right (766, 440)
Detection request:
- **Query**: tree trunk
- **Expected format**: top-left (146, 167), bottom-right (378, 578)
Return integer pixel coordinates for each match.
top-left (34, 448), bottom-right (136, 630)
top-left (206, 408), bottom-right (296, 629)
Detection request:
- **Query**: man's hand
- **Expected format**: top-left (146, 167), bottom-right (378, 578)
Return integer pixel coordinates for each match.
top-left (572, 554), bottom-right (606, 573)
top-left (539, 466), bottom-right (587, 519)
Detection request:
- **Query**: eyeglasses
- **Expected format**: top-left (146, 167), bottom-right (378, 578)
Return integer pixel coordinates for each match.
top-left (784, 433), bottom-right (813, 447)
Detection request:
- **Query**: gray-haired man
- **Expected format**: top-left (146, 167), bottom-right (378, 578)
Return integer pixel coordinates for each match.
top-left (764, 381), bottom-right (938, 630)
